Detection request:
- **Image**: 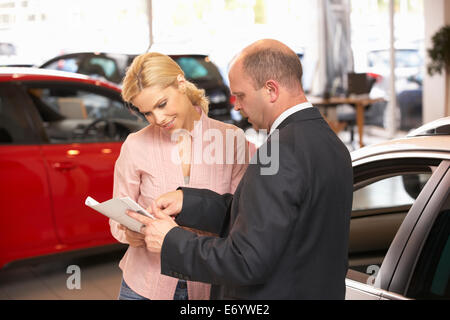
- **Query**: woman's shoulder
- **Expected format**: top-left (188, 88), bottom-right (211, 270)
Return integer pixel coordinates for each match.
top-left (123, 124), bottom-right (154, 144)
top-left (121, 125), bottom-right (160, 153)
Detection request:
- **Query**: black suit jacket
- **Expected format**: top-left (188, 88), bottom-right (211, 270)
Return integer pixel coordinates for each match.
top-left (160, 107), bottom-right (353, 299)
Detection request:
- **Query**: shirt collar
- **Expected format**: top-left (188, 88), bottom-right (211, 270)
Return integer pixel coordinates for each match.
top-left (191, 107), bottom-right (205, 138)
top-left (269, 102), bottom-right (313, 136)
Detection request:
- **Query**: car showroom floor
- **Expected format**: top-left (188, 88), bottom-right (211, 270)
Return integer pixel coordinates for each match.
top-left (0, 246), bottom-right (126, 300)
top-left (0, 126), bottom-right (408, 300)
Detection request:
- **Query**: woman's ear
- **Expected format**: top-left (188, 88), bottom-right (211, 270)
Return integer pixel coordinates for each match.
top-left (177, 74), bottom-right (187, 93)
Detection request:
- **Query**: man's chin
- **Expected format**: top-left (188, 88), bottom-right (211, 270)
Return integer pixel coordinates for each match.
top-left (248, 120), bottom-right (259, 131)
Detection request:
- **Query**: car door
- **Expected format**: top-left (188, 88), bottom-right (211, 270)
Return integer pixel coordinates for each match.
top-left (390, 160), bottom-right (450, 299)
top-left (345, 156), bottom-right (445, 299)
top-left (0, 83), bottom-right (59, 268)
top-left (22, 81), bottom-right (146, 245)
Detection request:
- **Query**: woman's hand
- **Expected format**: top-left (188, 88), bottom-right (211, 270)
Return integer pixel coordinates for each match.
top-left (118, 224), bottom-right (146, 248)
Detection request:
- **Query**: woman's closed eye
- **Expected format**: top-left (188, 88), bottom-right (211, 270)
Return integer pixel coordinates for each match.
top-left (157, 101), bottom-right (167, 109)
top-left (140, 100), bottom-right (167, 117)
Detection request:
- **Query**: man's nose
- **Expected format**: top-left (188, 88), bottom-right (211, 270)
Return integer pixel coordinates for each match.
top-left (233, 100), bottom-right (241, 111)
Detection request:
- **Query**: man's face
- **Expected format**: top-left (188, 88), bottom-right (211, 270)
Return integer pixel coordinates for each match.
top-left (229, 62), bottom-right (267, 131)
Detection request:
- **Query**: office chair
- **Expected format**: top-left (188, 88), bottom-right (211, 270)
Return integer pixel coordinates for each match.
top-left (337, 73), bottom-right (377, 146)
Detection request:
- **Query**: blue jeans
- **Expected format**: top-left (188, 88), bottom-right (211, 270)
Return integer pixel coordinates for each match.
top-left (118, 279), bottom-right (150, 300)
top-left (173, 280), bottom-right (188, 300)
top-left (118, 279), bottom-right (188, 300)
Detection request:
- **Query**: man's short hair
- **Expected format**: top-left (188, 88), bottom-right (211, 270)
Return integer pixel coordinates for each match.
top-left (242, 48), bottom-right (303, 91)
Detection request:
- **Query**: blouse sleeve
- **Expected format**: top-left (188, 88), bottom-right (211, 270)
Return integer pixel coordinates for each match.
top-left (109, 138), bottom-right (141, 244)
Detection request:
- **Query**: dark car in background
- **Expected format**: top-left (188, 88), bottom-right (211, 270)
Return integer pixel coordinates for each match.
top-left (40, 52), bottom-right (236, 126)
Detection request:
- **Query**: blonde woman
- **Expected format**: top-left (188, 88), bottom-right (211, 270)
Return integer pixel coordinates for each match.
top-left (111, 52), bottom-right (251, 300)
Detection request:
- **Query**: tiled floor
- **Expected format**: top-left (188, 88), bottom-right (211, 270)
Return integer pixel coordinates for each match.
top-left (0, 125), bottom-right (409, 300)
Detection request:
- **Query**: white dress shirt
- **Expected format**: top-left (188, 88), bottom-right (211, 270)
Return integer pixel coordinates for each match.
top-left (269, 102), bottom-right (313, 136)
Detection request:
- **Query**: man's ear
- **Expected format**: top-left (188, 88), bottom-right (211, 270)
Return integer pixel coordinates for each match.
top-left (265, 80), bottom-right (279, 103)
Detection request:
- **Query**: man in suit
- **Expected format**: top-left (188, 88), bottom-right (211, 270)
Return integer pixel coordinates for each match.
top-left (128, 39), bottom-right (354, 299)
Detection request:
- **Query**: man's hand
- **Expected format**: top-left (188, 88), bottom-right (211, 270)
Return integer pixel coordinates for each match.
top-left (153, 190), bottom-right (183, 217)
top-left (127, 202), bottom-right (178, 253)
top-left (118, 224), bottom-right (146, 248)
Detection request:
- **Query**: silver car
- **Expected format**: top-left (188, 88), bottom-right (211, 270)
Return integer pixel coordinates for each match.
top-left (346, 117), bottom-right (450, 300)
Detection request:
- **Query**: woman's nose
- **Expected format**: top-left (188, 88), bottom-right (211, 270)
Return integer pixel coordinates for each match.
top-left (152, 110), bottom-right (166, 126)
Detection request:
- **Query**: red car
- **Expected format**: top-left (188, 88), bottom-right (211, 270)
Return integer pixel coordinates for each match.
top-left (0, 68), bottom-right (146, 268)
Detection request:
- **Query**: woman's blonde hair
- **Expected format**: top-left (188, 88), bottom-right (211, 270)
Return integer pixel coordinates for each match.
top-left (122, 52), bottom-right (209, 114)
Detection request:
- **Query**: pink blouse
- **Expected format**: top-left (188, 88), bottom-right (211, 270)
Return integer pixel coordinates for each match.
top-left (110, 110), bottom-right (250, 300)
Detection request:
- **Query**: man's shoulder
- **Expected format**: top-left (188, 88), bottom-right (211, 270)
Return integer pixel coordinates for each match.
top-left (273, 107), bottom-right (323, 134)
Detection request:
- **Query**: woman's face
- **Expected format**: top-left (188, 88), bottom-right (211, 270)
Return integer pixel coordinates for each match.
top-left (132, 81), bottom-right (198, 132)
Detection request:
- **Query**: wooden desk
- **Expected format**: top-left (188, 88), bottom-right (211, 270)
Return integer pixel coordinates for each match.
top-left (307, 96), bottom-right (385, 148)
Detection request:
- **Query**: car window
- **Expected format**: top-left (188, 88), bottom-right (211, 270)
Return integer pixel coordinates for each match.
top-left (172, 56), bottom-right (222, 82)
top-left (44, 58), bottom-right (81, 73)
top-left (89, 57), bottom-right (117, 78)
top-left (176, 57), bottom-right (209, 79)
top-left (26, 85), bottom-right (146, 144)
top-left (0, 84), bottom-right (36, 144)
top-left (78, 56), bottom-right (121, 83)
top-left (352, 173), bottom-right (431, 212)
top-left (407, 191), bottom-right (450, 300)
top-left (43, 55), bottom-right (122, 83)
top-left (348, 163), bottom-right (435, 284)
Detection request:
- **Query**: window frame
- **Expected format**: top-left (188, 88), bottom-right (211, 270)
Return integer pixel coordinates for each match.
top-left (406, 199), bottom-right (450, 299)
top-left (0, 82), bottom-right (44, 145)
top-left (391, 160), bottom-right (450, 297)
